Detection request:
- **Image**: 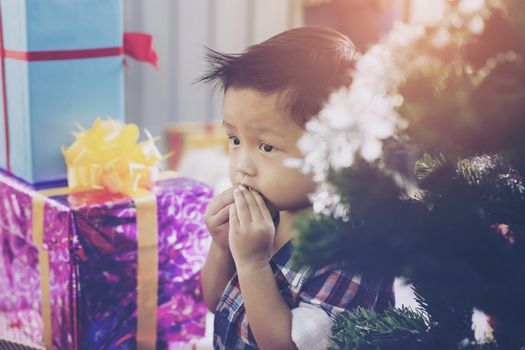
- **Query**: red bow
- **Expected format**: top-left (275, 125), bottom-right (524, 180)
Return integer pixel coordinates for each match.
top-left (124, 32), bottom-right (158, 68)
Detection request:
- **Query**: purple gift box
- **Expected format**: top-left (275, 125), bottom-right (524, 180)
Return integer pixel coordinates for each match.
top-left (0, 173), bottom-right (212, 349)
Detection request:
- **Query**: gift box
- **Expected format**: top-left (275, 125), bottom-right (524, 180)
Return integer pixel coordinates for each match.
top-left (167, 122), bottom-right (228, 171)
top-left (0, 173), bottom-right (212, 350)
top-left (0, 0), bottom-right (125, 185)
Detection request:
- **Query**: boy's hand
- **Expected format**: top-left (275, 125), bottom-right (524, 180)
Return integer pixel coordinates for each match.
top-left (229, 185), bottom-right (275, 268)
top-left (205, 188), bottom-right (235, 252)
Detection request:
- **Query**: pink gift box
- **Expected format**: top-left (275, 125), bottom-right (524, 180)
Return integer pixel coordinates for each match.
top-left (0, 173), bottom-right (212, 349)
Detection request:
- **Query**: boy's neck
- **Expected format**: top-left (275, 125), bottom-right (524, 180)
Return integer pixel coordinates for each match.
top-left (272, 208), bottom-right (310, 254)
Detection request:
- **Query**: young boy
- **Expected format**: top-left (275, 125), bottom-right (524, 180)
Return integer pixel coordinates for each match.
top-left (200, 26), bottom-right (394, 350)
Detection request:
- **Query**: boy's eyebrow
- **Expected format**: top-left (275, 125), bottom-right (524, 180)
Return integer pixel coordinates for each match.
top-left (255, 127), bottom-right (285, 138)
top-left (222, 120), bottom-right (235, 128)
top-left (222, 119), bottom-right (285, 138)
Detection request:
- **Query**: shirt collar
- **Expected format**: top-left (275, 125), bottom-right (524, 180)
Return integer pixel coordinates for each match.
top-left (270, 239), bottom-right (293, 269)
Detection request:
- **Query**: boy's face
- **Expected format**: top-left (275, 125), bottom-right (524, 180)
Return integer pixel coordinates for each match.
top-left (222, 87), bottom-right (316, 213)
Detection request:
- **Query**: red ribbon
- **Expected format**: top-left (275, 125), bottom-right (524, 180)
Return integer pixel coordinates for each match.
top-left (0, 24), bottom-right (158, 173)
top-left (3, 47), bottom-right (124, 61)
top-left (123, 32), bottom-right (158, 68)
top-left (0, 5), bottom-right (10, 173)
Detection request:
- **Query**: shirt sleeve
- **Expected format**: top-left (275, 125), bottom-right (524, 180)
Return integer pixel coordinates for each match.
top-left (289, 266), bottom-right (384, 349)
top-left (291, 302), bottom-right (333, 350)
top-left (297, 264), bottom-right (387, 317)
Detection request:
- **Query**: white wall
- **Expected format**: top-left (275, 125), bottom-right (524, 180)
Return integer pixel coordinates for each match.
top-left (124, 0), bottom-right (303, 151)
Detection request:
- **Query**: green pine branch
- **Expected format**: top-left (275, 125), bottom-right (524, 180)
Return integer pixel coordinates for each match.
top-left (330, 305), bottom-right (498, 350)
top-left (329, 305), bottom-right (430, 350)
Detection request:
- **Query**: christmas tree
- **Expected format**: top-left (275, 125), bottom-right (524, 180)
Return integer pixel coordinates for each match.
top-left (293, 0), bottom-right (525, 348)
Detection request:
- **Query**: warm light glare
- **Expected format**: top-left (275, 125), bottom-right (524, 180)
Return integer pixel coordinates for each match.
top-left (410, 0), bottom-right (446, 24)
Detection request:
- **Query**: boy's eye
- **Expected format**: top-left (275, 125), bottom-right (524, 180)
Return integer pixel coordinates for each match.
top-left (229, 136), bottom-right (240, 146)
top-left (259, 143), bottom-right (274, 153)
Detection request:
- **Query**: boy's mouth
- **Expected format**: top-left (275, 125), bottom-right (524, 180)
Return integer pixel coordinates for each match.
top-left (238, 185), bottom-right (276, 212)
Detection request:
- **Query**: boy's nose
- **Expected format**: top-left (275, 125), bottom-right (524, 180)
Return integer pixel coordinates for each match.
top-left (235, 151), bottom-right (256, 177)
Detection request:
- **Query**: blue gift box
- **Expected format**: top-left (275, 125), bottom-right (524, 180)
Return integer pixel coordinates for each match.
top-left (0, 0), bottom-right (124, 186)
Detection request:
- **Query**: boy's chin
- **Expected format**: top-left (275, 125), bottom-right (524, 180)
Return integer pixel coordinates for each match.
top-left (260, 195), bottom-right (285, 214)
top-left (245, 190), bottom-right (284, 213)
top-left (263, 197), bottom-right (311, 214)
top-left (261, 196), bottom-right (278, 213)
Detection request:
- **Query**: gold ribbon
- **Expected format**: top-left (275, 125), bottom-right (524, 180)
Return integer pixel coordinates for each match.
top-left (31, 193), bottom-right (53, 350)
top-left (133, 190), bottom-right (159, 350)
top-left (132, 170), bottom-right (176, 349)
top-left (31, 172), bottom-right (176, 349)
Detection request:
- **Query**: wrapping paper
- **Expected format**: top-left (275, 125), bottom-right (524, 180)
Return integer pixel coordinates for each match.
top-left (0, 0), bottom-right (124, 184)
top-left (0, 174), bottom-right (212, 349)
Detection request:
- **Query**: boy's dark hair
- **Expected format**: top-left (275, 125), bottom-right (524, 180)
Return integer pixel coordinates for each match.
top-left (198, 26), bottom-right (360, 125)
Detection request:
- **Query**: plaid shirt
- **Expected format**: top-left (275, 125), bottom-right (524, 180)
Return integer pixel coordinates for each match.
top-left (213, 240), bottom-right (395, 349)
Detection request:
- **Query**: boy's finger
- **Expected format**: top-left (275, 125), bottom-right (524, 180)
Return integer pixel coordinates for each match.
top-left (233, 188), bottom-right (251, 226)
top-left (252, 190), bottom-right (272, 222)
top-left (239, 186), bottom-right (263, 221)
top-left (229, 204), bottom-right (239, 233)
top-left (208, 188), bottom-right (234, 214)
top-left (212, 204), bottom-right (231, 225)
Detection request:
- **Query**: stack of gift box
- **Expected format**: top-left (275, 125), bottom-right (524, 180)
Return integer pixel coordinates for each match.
top-left (167, 122), bottom-right (228, 172)
top-left (0, 1), bottom-right (211, 349)
top-left (166, 122), bottom-right (230, 192)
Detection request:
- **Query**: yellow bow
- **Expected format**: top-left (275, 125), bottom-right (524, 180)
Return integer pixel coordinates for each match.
top-left (62, 118), bottom-right (162, 196)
